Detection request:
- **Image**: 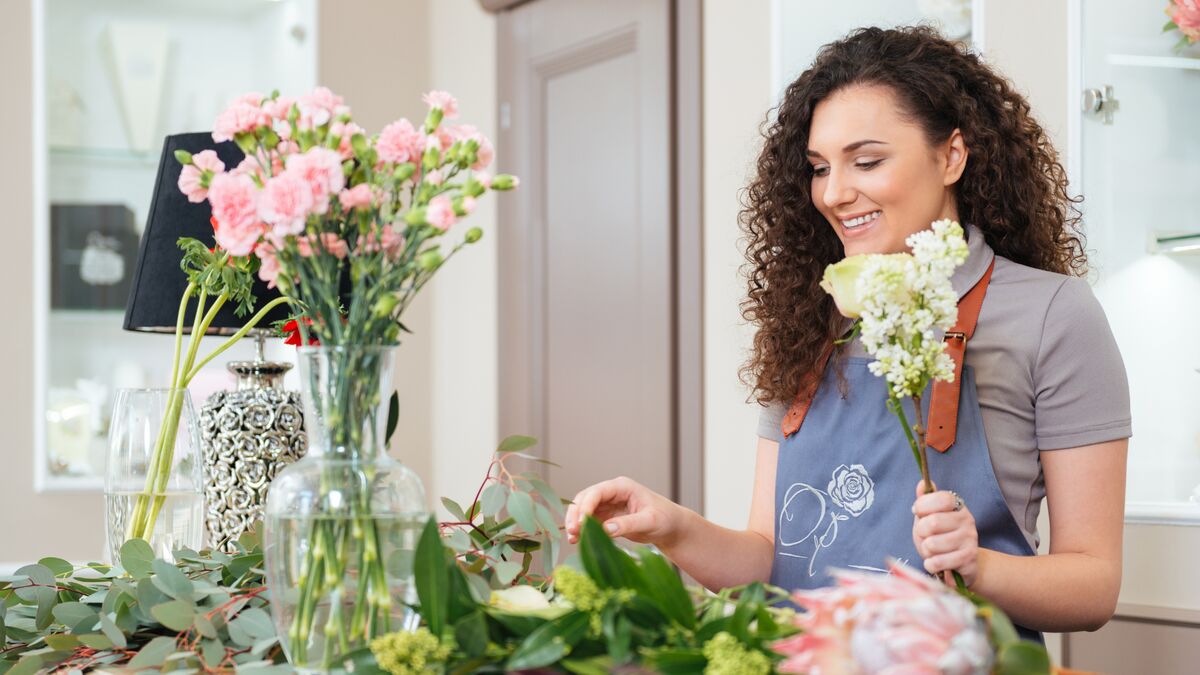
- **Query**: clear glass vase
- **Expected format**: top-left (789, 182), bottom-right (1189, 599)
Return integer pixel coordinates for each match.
top-left (104, 388), bottom-right (204, 563)
top-left (264, 346), bottom-right (429, 673)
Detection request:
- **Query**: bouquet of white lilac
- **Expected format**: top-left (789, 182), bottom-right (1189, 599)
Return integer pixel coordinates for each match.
top-left (820, 220), bottom-right (969, 496)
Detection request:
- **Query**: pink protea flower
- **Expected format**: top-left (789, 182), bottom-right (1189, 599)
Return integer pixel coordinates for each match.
top-left (773, 561), bottom-right (992, 675)
top-left (286, 147), bottom-right (345, 215)
top-left (207, 172), bottom-right (264, 256)
top-left (426, 194), bottom-right (457, 231)
top-left (422, 90), bottom-right (459, 118)
top-left (298, 86), bottom-right (344, 128)
top-left (213, 100), bottom-right (268, 143)
top-left (178, 150), bottom-right (225, 203)
top-left (1169, 0), bottom-right (1200, 42)
top-left (378, 119), bottom-right (425, 164)
top-left (258, 171), bottom-right (315, 236)
top-left (338, 184), bottom-right (375, 210)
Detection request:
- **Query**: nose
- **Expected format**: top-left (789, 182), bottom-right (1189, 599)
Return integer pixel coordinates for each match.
top-left (821, 166), bottom-right (857, 212)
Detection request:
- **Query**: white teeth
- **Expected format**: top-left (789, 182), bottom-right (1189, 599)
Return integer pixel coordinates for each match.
top-left (842, 211), bottom-right (881, 228)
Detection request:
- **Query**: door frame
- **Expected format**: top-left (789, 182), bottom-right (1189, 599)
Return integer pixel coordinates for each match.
top-left (492, 0), bottom-right (704, 513)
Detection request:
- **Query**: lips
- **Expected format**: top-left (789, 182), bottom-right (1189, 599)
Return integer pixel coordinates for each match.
top-left (841, 210), bottom-right (881, 228)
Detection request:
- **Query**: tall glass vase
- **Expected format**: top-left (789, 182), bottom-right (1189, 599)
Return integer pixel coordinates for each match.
top-left (263, 346), bottom-right (429, 673)
top-left (104, 388), bottom-right (204, 563)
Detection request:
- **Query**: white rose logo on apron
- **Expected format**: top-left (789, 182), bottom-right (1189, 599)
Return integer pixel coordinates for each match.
top-left (778, 463), bottom-right (877, 576)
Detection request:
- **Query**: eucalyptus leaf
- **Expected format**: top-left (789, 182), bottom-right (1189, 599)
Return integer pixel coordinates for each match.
top-left (151, 599), bottom-right (196, 632)
top-left (36, 558), bottom-right (73, 578)
top-left (76, 633), bottom-right (113, 650)
top-left (235, 607), bottom-right (275, 640)
top-left (495, 560), bottom-right (522, 586)
top-left (497, 435), bottom-right (539, 454)
top-left (119, 539), bottom-right (155, 579)
top-left (479, 482), bottom-right (508, 517)
top-left (507, 490), bottom-right (539, 533)
top-left (151, 559), bottom-right (196, 602)
top-left (533, 501), bottom-right (559, 534)
top-left (441, 497), bottom-right (468, 521)
top-left (126, 635), bottom-right (177, 669)
top-left (99, 613), bottom-right (127, 649)
top-left (194, 612), bottom-right (218, 639)
top-left (51, 601), bottom-right (98, 631)
top-left (201, 638), bottom-right (225, 668)
top-left (12, 565), bottom-right (54, 603)
top-left (43, 633), bottom-right (78, 651)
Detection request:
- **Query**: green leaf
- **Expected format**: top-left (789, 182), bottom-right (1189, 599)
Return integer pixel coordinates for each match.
top-left (648, 649), bottom-right (709, 674)
top-left (99, 612), bottom-right (127, 649)
top-left (234, 607), bottom-right (275, 640)
top-left (533, 502), bottom-right (559, 534)
top-left (77, 633), bottom-right (113, 649)
top-left (578, 517), bottom-right (645, 591)
top-left (497, 435), bottom-right (538, 454)
top-left (454, 611), bottom-right (490, 658)
top-left (194, 613), bottom-right (218, 639)
top-left (480, 482), bottom-right (508, 517)
top-left (120, 539), bottom-right (155, 579)
top-left (151, 559), bottom-right (195, 602)
top-left (602, 604), bottom-right (632, 662)
top-left (414, 516), bottom-right (450, 637)
top-left (385, 391), bottom-right (400, 445)
top-left (201, 638), bottom-right (225, 667)
top-left (44, 634), bottom-right (79, 651)
top-left (562, 657), bottom-right (617, 675)
top-left (527, 477), bottom-right (566, 517)
top-left (495, 560), bottom-right (522, 586)
top-left (127, 635), bottom-right (178, 669)
top-left (52, 601), bottom-right (98, 631)
top-left (729, 583), bottom-right (765, 642)
top-left (507, 490), bottom-right (539, 533)
top-left (36, 558), bottom-right (73, 578)
top-left (335, 646), bottom-right (389, 675)
top-left (995, 641), bottom-right (1052, 674)
top-left (506, 611), bottom-right (590, 670)
top-left (151, 599), bottom-right (196, 632)
top-left (637, 549), bottom-right (696, 629)
top-left (7, 654), bottom-right (44, 675)
top-left (14, 564), bottom-right (58, 631)
top-left (441, 497), bottom-right (468, 522)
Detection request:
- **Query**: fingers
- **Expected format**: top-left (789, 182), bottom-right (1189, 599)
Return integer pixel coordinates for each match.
top-left (913, 489), bottom-right (962, 518)
top-left (603, 509), bottom-right (658, 539)
top-left (924, 548), bottom-right (976, 578)
top-left (564, 477), bottom-right (638, 543)
top-left (913, 479), bottom-right (938, 498)
top-left (912, 510), bottom-right (972, 539)
top-left (915, 529), bottom-right (976, 559)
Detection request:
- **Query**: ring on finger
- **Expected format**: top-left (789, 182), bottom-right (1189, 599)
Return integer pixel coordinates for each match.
top-left (950, 491), bottom-right (965, 512)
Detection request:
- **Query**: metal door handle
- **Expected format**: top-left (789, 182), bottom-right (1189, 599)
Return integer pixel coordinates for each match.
top-left (1081, 85), bottom-right (1119, 125)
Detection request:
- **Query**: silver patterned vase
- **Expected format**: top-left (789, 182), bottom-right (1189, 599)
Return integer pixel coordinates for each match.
top-left (200, 353), bottom-right (306, 552)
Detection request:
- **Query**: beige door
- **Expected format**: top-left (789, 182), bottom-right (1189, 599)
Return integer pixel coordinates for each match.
top-left (496, 0), bottom-right (700, 508)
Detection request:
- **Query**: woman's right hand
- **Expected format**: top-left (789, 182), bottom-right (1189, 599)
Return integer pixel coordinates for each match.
top-left (563, 476), bottom-right (686, 547)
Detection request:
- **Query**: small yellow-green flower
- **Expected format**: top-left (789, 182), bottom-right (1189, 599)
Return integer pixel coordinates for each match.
top-left (370, 627), bottom-right (452, 675)
top-left (553, 566), bottom-right (605, 613)
top-left (702, 632), bottom-right (771, 675)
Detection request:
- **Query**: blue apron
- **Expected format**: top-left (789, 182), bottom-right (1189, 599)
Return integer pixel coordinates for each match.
top-left (770, 325), bottom-right (1042, 642)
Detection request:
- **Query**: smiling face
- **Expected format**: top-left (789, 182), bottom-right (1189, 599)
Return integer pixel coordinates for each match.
top-left (806, 84), bottom-right (968, 257)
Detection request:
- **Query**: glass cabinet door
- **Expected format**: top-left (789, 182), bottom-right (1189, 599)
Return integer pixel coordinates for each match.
top-left (36, 0), bottom-right (317, 490)
top-left (1077, 0), bottom-right (1200, 519)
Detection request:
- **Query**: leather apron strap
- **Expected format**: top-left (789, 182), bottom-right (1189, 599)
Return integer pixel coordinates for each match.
top-left (781, 259), bottom-right (996, 451)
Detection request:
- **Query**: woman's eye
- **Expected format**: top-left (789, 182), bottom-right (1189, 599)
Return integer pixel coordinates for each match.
top-left (855, 159), bottom-right (882, 170)
top-left (811, 166), bottom-right (829, 177)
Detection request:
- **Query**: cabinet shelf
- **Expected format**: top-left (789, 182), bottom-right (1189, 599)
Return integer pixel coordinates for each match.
top-left (48, 145), bottom-right (159, 166)
top-left (1107, 53), bottom-right (1200, 71)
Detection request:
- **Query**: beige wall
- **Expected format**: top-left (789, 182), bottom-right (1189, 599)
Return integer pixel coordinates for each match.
top-left (317, 0), bottom-right (436, 492)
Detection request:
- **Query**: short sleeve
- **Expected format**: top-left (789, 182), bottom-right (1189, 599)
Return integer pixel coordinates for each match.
top-left (757, 401), bottom-right (787, 442)
top-left (1034, 276), bottom-right (1132, 450)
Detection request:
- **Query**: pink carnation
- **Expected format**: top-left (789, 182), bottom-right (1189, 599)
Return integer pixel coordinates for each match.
top-left (298, 86), bottom-right (344, 128)
top-left (263, 95), bottom-right (296, 121)
top-left (255, 243), bottom-right (281, 289)
top-left (1170, 0), bottom-right (1200, 42)
top-left (448, 124), bottom-right (494, 170)
top-left (329, 121), bottom-right (365, 159)
top-left (422, 90), bottom-right (458, 118)
top-left (285, 147), bottom-right (345, 215)
top-left (213, 101), bottom-right (267, 143)
top-left (339, 184), bottom-right (375, 210)
top-left (178, 150), bottom-right (225, 203)
top-left (461, 196), bottom-right (477, 215)
top-left (424, 169), bottom-right (444, 186)
top-left (426, 195), bottom-right (457, 231)
top-left (380, 224), bottom-right (405, 258)
top-left (207, 172), bottom-right (264, 256)
top-left (773, 561), bottom-right (992, 675)
top-left (258, 171), bottom-right (315, 237)
top-left (377, 119), bottom-right (424, 164)
top-left (296, 232), bottom-right (349, 259)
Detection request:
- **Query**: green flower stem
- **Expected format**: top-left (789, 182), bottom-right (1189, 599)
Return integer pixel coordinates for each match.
top-left (909, 392), bottom-right (934, 495)
top-left (184, 296), bottom-right (291, 382)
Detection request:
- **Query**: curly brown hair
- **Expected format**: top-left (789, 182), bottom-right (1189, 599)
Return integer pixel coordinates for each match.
top-left (739, 25), bottom-right (1087, 407)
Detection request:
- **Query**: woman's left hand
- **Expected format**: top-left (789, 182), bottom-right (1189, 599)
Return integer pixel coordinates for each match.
top-left (912, 481), bottom-right (979, 587)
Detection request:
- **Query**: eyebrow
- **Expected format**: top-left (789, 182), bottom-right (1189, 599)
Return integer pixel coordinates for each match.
top-left (805, 140), bottom-right (888, 158)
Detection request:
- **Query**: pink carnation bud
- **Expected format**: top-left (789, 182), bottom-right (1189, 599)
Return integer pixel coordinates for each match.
top-left (339, 184), bottom-right (375, 210)
top-left (426, 195), bottom-right (457, 231)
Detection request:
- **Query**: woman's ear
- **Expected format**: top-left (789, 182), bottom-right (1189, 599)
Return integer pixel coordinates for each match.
top-left (941, 129), bottom-right (968, 186)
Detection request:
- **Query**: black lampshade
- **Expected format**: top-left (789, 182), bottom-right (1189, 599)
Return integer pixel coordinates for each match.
top-left (123, 133), bottom-right (291, 334)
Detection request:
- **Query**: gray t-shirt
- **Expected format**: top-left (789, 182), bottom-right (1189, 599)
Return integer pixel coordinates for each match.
top-left (756, 224), bottom-right (1132, 549)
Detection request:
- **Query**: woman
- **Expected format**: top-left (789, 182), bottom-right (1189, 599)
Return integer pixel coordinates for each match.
top-left (563, 26), bottom-right (1130, 635)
